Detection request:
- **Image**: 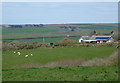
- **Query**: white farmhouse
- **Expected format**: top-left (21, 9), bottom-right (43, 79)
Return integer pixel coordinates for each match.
top-left (79, 35), bottom-right (114, 43)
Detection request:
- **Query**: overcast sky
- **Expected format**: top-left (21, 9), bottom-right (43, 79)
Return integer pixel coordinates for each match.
top-left (2, 2), bottom-right (118, 24)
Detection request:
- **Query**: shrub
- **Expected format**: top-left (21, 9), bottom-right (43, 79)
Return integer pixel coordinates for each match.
top-left (2, 43), bottom-right (15, 51)
top-left (54, 38), bottom-right (79, 46)
top-left (2, 41), bottom-right (49, 50)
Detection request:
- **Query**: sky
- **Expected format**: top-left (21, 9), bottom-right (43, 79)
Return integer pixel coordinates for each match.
top-left (2, 2), bottom-right (118, 24)
top-left (1, 0), bottom-right (119, 2)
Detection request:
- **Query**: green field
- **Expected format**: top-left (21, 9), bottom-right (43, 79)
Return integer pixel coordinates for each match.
top-left (2, 29), bottom-right (114, 39)
top-left (2, 23), bottom-right (119, 81)
top-left (3, 47), bottom-right (116, 69)
top-left (4, 37), bottom-right (80, 43)
top-left (2, 24), bottom-right (118, 43)
top-left (2, 29), bottom-right (116, 43)
top-left (2, 27), bottom-right (66, 34)
top-left (43, 23), bottom-right (118, 30)
top-left (2, 66), bottom-right (118, 81)
top-left (2, 46), bottom-right (118, 81)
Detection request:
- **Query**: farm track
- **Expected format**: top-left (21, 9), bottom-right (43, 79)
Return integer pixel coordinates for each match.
top-left (2, 35), bottom-right (81, 40)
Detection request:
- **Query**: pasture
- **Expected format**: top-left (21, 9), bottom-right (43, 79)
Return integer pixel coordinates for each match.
top-left (3, 37), bottom-right (80, 43)
top-left (2, 46), bottom-right (118, 81)
top-left (2, 29), bottom-right (116, 43)
top-left (2, 46), bottom-right (116, 69)
top-left (2, 66), bottom-right (118, 81)
top-left (2, 23), bottom-right (118, 43)
top-left (2, 27), bottom-right (66, 34)
top-left (2, 23), bottom-right (119, 81)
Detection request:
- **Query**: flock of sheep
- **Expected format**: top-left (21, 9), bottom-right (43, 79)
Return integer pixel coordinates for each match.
top-left (13, 51), bottom-right (33, 58)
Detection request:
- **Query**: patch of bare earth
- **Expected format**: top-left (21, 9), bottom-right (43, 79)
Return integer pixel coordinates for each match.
top-left (40, 59), bottom-right (86, 68)
top-left (81, 51), bottom-right (118, 66)
top-left (12, 64), bottom-right (42, 69)
top-left (12, 59), bottom-right (86, 69)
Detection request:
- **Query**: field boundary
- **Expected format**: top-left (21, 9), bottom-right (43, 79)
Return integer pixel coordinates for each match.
top-left (2, 35), bottom-right (80, 41)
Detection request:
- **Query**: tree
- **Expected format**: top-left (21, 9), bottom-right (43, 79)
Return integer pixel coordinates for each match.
top-left (54, 38), bottom-right (78, 46)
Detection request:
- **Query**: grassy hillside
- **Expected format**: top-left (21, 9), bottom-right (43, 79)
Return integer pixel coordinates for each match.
top-left (3, 46), bottom-right (116, 69)
top-left (4, 37), bottom-right (80, 43)
top-left (44, 23), bottom-right (118, 30)
top-left (3, 29), bottom-right (113, 39)
top-left (2, 24), bottom-right (118, 81)
top-left (2, 23), bottom-right (118, 43)
top-left (3, 27), bottom-right (66, 34)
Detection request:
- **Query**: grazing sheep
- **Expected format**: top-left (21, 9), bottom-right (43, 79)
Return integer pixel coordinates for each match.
top-left (30, 54), bottom-right (33, 56)
top-left (25, 55), bottom-right (28, 58)
top-left (17, 52), bottom-right (21, 56)
top-left (14, 51), bottom-right (16, 54)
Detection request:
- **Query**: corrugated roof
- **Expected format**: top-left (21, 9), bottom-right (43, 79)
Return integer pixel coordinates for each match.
top-left (95, 37), bottom-right (110, 39)
top-left (90, 35), bottom-right (111, 40)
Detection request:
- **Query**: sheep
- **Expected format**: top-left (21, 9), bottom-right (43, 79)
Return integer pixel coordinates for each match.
top-left (14, 51), bottom-right (16, 54)
top-left (17, 52), bottom-right (21, 56)
top-left (25, 55), bottom-right (28, 58)
top-left (30, 54), bottom-right (33, 56)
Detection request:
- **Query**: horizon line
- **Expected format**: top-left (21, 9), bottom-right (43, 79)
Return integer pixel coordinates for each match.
top-left (1, 22), bottom-right (118, 25)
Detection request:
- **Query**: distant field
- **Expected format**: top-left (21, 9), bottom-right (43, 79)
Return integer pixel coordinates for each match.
top-left (2, 66), bottom-right (118, 81)
top-left (43, 23), bottom-right (118, 30)
top-left (3, 37), bottom-right (80, 43)
top-left (2, 27), bottom-right (66, 34)
top-left (2, 24), bottom-right (118, 43)
top-left (2, 29), bottom-right (114, 39)
top-left (2, 29), bottom-right (116, 43)
top-left (3, 46), bottom-right (116, 69)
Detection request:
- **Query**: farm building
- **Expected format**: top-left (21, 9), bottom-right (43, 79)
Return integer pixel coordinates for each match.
top-left (90, 35), bottom-right (114, 43)
top-left (79, 36), bottom-right (97, 43)
top-left (79, 35), bottom-right (114, 43)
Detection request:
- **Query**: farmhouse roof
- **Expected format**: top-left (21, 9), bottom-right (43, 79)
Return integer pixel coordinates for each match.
top-left (90, 35), bottom-right (111, 40)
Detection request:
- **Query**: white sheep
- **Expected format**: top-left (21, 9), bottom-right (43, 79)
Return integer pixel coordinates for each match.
top-left (14, 51), bottom-right (16, 54)
top-left (25, 55), bottom-right (28, 58)
top-left (30, 54), bottom-right (33, 56)
top-left (17, 52), bottom-right (21, 56)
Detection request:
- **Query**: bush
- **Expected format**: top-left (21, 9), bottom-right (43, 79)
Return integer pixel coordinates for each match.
top-left (54, 38), bottom-right (79, 46)
top-left (2, 41), bottom-right (50, 51)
